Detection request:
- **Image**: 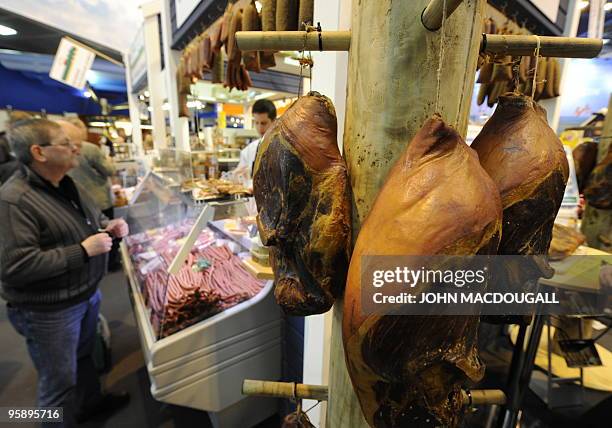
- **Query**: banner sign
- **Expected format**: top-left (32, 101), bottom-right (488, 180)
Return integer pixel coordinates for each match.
top-left (49, 37), bottom-right (96, 90)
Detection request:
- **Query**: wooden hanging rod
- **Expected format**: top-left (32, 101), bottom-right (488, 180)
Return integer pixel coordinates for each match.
top-left (242, 380), bottom-right (507, 406)
top-left (235, 30), bottom-right (351, 52)
top-left (243, 380), bottom-right (328, 401)
top-left (422, 0), bottom-right (465, 31)
top-left (236, 32), bottom-right (603, 59)
top-left (481, 34), bottom-right (603, 58)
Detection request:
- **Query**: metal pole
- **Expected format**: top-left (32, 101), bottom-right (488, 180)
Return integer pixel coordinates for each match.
top-left (500, 314), bottom-right (546, 428)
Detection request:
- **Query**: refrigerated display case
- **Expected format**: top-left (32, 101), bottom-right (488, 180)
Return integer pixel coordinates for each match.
top-left (120, 174), bottom-right (281, 427)
top-left (151, 148), bottom-right (193, 186)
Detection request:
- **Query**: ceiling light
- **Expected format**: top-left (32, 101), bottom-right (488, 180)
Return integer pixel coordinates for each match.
top-left (83, 91), bottom-right (92, 98)
top-left (604, 39), bottom-right (610, 45)
top-left (255, 1), bottom-right (262, 13)
top-left (605, 2), bottom-right (612, 11)
top-left (144, 90), bottom-right (150, 97)
top-left (186, 100), bottom-right (202, 108)
top-left (0, 24), bottom-right (17, 36)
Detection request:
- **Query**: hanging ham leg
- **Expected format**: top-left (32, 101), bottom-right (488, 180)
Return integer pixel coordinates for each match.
top-left (472, 95), bottom-right (569, 256)
top-left (343, 116), bottom-right (502, 427)
top-left (253, 92), bottom-right (352, 315)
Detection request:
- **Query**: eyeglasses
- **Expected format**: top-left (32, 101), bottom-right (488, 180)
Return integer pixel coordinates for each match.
top-left (38, 139), bottom-right (76, 149)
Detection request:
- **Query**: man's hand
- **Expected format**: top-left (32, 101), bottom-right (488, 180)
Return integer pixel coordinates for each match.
top-left (82, 233), bottom-right (113, 257)
top-left (105, 218), bottom-right (129, 238)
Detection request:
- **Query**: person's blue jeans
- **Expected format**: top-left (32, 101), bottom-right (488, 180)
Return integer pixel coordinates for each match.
top-left (7, 289), bottom-right (104, 428)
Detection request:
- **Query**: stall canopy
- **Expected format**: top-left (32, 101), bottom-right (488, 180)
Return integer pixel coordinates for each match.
top-left (0, 51), bottom-right (127, 115)
top-left (0, 7), bottom-right (127, 115)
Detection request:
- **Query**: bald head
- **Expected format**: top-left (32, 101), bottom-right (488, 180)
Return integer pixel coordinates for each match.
top-left (64, 117), bottom-right (88, 141)
top-left (55, 120), bottom-right (84, 151)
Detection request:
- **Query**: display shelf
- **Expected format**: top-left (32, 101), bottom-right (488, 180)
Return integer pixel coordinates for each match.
top-left (243, 257), bottom-right (274, 280)
top-left (121, 243), bottom-right (281, 424)
top-left (121, 184), bottom-right (281, 426)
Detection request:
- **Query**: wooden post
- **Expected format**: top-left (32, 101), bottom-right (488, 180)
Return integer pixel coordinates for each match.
top-left (327, 0), bottom-right (486, 426)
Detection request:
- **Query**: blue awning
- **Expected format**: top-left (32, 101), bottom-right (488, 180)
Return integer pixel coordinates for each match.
top-left (0, 50), bottom-right (127, 115)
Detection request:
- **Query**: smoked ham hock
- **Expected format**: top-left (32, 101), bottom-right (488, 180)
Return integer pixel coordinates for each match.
top-left (471, 95), bottom-right (569, 256)
top-left (343, 116), bottom-right (503, 427)
top-left (472, 95), bottom-right (567, 325)
top-left (253, 92), bottom-right (351, 315)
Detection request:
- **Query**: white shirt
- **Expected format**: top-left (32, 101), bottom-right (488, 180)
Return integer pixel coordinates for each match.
top-left (237, 139), bottom-right (261, 179)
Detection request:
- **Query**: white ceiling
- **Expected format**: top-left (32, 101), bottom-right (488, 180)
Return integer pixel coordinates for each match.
top-left (1, 0), bottom-right (145, 53)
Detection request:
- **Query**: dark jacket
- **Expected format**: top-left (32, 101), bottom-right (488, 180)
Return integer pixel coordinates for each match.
top-left (0, 134), bottom-right (19, 184)
top-left (0, 164), bottom-right (108, 310)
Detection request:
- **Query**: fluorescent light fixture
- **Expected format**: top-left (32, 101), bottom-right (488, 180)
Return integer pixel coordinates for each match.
top-left (140, 125), bottom-right (153, 130)
top-left (83, 91), bottom-right (92, 98)
top-left (86, 70), bottom-right (98, 85)
top-left (186, 100), bottom-right (203, 108)
top-left (605, 2), bottom-right (612, 11)
top-left (253, 92), bottom-right (277, 102)
top-left (0, 24), bottom-right (17, 36)
top-left (284, 56), bottom-right (301, 67)
top-left (579, 1), bottom-right (590, 9)
top-left (255, 1), bottom-right (262, 13)
top-left (89, 121), bottom-right (111, 127)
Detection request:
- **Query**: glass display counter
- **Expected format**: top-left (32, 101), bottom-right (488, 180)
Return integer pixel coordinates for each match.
top-left (120, 174), bottom-right (280, 426)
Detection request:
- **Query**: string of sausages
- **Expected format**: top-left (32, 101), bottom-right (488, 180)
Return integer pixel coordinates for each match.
top-left (126, 222), bottom-right (264, 338)
top-left (177, 0), bottom-right (315, 103)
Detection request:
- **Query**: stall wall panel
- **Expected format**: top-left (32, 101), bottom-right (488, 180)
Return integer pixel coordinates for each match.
top-left (280, 315), bottom-right (304, 416)
top-left (170, 0), bottom-right (227, 49)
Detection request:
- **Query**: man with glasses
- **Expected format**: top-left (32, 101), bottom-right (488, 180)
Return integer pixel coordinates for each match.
top-left (0, 119), bottom-right (130, 427)
top-left (58, 119), bottom-right (120, 270)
